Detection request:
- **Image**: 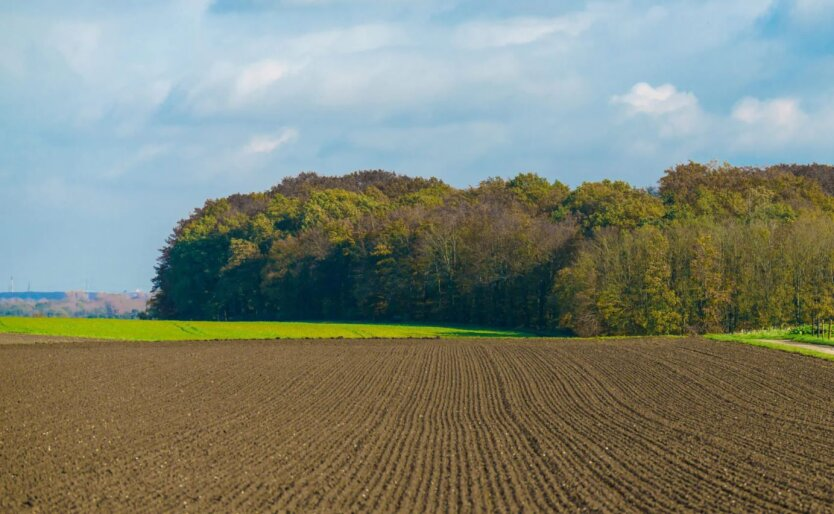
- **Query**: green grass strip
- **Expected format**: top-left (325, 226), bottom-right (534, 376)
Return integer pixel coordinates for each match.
top-left (0, 317), bottom-right (535, 341)
top-left (706, 334), bottom-right (834, 362)
top-left (717, 328), bottom-right (834, 347)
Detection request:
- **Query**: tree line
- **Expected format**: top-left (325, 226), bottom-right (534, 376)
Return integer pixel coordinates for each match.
top-left (148, 163), bottom-right (834, 335)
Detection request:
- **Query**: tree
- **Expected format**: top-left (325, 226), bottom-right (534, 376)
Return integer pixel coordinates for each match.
top-left (149, 164), bottom-right (834, 336)
top-left (566, 180), bottom-right (665, 233)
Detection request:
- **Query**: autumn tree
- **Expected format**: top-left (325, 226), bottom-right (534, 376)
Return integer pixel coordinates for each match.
top-left (149, 165), bottom-right (834, 336)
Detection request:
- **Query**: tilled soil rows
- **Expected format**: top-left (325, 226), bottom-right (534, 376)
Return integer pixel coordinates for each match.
top-left (1, 336), bottom-right (832, 513)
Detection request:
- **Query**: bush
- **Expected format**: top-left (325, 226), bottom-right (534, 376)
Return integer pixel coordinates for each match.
top-left (788, 324), bottom-right (814, 335)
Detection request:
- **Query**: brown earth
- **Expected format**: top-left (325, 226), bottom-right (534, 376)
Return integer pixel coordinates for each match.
top-left (1, 336), bottom-right (832, 513)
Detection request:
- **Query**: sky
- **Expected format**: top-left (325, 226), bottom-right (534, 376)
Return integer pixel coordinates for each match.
top-left (1, 0), bottom-right (833, 292)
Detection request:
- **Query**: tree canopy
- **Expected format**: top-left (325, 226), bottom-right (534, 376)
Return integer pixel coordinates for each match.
top-left (149, 163), bottom-right (834, 335)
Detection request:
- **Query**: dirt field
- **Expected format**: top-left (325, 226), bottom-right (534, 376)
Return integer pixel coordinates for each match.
top-left (1, 336), bottom-right (832, 513)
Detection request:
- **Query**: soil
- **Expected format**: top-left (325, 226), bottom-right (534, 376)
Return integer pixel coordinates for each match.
top-left (1, 336), bottom-right (832, 513)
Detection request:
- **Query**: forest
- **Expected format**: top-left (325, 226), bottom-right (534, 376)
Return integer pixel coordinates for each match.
top-left (148, 162), bottom-right (834, 336)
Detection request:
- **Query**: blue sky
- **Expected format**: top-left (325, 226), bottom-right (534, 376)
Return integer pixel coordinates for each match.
top-left (1, 0), bottom-right (833, 292)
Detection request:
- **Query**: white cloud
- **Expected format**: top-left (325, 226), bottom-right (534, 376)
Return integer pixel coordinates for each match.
top-left (792, 0), bottom-right (834, 20)
top-left (234, 59), bottom-right (289, 100)
top-left (732, 97), bottom-right (805, 128)
top-left (288, 24), bottom-right (404, 56)
top-left (148, 80), bottom-right (173, 107)
top-left (104, 144), bottom-right (170, 179)
top-left (730, 97), bottom-right (809, 147)
top-left (179, 58), bottom-right (298, 115)
top-left (454, 13), bottom-right (594, 49)
top-left (612, 82), bottom-right (704, 136)
top-left (243, 128), bottom-right (299, 154)
top-left (613, 84), bottom-right (830, 151)
top-left (49, 22), bottom-right (102, 76)
top-left (612, 82), bottom-right (698, 116)
top-left (312, 54), bottom-right (452, 108)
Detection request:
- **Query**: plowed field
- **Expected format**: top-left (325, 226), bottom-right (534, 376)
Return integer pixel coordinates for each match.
top-left (1, 336), bottom-right (833, 512)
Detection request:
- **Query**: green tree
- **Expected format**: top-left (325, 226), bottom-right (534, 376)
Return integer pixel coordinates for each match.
top-left (566, 180), bottom-right (665, 233)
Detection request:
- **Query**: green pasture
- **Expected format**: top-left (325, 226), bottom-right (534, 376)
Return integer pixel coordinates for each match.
top-left (0, 317), bottom-right (534, 341)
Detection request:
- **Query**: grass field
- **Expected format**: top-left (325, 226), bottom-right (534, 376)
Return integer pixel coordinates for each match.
top-left (707, 326), bottom-right (834, 363)
top-left (0, 316), bottom-right (534, 341)
top-left (713, 327), bottom-right (834, 347)
top-left (707, 332), bottom-right (834, 362)
top-left (1, 335), bottom-right (832, 512)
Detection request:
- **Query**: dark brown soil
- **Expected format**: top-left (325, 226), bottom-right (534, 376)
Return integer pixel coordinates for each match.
top-left (1, 336), bottom-right (832, 513)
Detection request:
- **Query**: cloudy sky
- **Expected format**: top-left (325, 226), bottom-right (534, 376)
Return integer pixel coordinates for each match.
top-left (1, 0), bottom-right (833, 292)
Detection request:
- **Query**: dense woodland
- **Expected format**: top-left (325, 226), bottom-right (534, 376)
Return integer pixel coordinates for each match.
top-left (149, 163), bottom-right (834, 335)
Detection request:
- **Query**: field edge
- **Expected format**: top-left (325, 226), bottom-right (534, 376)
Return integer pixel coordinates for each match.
top-left (706, 333), bottom-right (834, 362)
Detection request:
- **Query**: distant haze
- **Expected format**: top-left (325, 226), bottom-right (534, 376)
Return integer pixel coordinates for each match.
top-left (0, 291), bottom-right (149, 318)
